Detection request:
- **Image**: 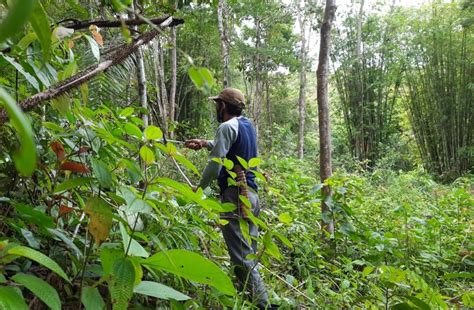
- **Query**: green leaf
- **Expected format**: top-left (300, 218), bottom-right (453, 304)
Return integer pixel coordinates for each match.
top-left (91, 159), bottom-right (113, 188)
top-left (188, 67), bottom-right (203, 88)
top-left (16, 32), bottom-right (38, 50)
top-left (0, 286), bottom-right (28, 310)
top-left (84, 34), bottom-right (100, 61)
top-left (124, 122), bottom-right (142, 139)
top-left (109, 258), bottom-right (135, 310)
top-left (198, 67), bottom-right (215, 88)
top-left (444, 272), bottom-right (474, 279)
top-left (134, 281), bottom-right (190, 301)
top-left (1, 55), bottom-right (40, 91)
top-left (139, 145), bottom-right (155, 164)
top-left (223, 158), bottom-right (234, 170)
top-left (263, 232), bottom-right (282, 260)
top-left (100, 247), bottom-right (123, 277)
top-left (54, 177), bottom-right (90, 193)
top-left (119, 107), bottom-right (134, 117)
top-left (144, 125), bottom-right (163, 140)
top-left (30, 1), bottom-right (52, 61)
top-left (248, 157), bottom-right (261, 168)
top-left (143, 249), bottom-right (236, 295)
top-left (7, 245), bottom-right (70, 282)
top-left (0, 88), bottom-right (36, 176)
top-left (278, 212), bottom-right (293, 224)
top-left (392, 303), bottom-right (414, 310)
top-left (0, 0), bottom-right (35, 44)
top-left (173, 154), bottom-right (200, 176)
top-left (81, 286), bottom-right (105, 310)
top-left (404, 296), bottom-right (430, 310)
top-left (14, 204), bottom-right (54, 229)
top-left (47, 228), bottom-right (83, 258)
top-left (119, 187), bottom-right (152, 214)
top-left (119, 222), bottom-right (149, 258)
top-left (20, 228), bottom-right (40, 249)
top-left (12, 273), bottom-right (61, 310)
top-left (273, 231), bottom-right (293, 249)
top-left (236, 156), bottom-right (249, 170)
top-left (51, 95), bottom-right (70, 115)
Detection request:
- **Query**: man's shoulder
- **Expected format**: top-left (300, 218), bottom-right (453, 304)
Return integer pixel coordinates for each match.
top-left (218, 117), bottom-right (239, 131)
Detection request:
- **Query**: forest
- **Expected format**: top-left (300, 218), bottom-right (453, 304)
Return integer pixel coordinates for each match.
top-left (0, 0), bottom-right (472, 309)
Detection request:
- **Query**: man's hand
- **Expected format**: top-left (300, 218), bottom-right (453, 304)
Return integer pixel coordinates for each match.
top-left (185, 139), bottom-right (207, 150)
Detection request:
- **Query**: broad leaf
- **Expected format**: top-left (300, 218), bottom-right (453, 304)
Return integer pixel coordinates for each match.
top-left (0, 286), bottom-right (28, 310)
top-left (134, 281), bottom-right (190, 301)
top-left (12, 273), bottom-right (61, 310)
top-left (81, 286), bottom-right (105, 310)
top-left (124, 122), bottom-right (142, 139)
top-left (143, 249), bottom-right (236, 295)
top-left (120, 222), bottom-right (149, 258)
top-left (1, 55), bottom-right (40, 91)
top-left (109, 258), bottom-right (135, 310)
top-left (91, 159), bottom-right (113, 188)
top-left (144, 125), bottom-right (163, 140)
top-left (139, 145), bottom-right (155, 164)
top-left (7, 245), bottom-right (70, 282)
top-left (0, 88), bottom-right (37, 176)
top-left (85, 197), bottom-right (113, 245)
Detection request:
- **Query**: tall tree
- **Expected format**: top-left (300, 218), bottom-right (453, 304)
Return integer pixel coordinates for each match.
top-left (297, 0), bottom-right (308, 160)
top-left (131, 1), bottom-right (148, 127)
top-left (317, 0), bottom-right (336, 234)
top-left (169, 27), bottom-right (177, 138)
top-left (218, 0), bottom-right (231, 87)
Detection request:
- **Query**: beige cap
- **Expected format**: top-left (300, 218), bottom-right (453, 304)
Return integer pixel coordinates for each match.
top-left (209, 88), bottom-right (245, 108)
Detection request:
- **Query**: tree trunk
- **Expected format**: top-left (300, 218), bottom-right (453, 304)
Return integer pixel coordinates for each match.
top-left (317, 0), bottom-right (336, 234)
top-left (158, 39), bottom-right (169, 131)
top-left (169, 27), bottom-right (177, 138)
top-left (131, 2), bottom-right (148, 127)
top-left (218, 0), bottom-right (231, 87)
top-left (297, 0), bottom-right (308, 160)
top-left (153, 39), bottom-right (167, 131)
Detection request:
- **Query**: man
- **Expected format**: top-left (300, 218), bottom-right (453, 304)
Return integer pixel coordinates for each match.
top-left (185, 88), bottom-right (271, 309)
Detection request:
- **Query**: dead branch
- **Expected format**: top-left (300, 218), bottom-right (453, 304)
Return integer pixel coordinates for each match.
top-left (61, 16), bottom-right (184, 30)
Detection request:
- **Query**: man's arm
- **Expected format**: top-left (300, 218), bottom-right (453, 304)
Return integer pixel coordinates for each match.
top-left (198, 121), bottom-right (238, 189)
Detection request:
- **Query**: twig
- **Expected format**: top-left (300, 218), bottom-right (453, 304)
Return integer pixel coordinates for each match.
top-left (259, 263), bottom-right (317, 304)
top-left (171, 156), bottom-right (193, 187)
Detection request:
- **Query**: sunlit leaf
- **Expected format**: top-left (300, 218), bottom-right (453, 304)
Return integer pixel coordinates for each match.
top-left (139, 145), bottom-right (155, 164)
top-left (144, 125), bottom-right (163, 140)
top-left (143, 249), bottom-right (236, 295)
top-left (84, 34), bottom-right (100, 61)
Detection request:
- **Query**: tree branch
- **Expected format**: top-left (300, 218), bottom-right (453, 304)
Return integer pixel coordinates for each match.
top-left (61, 16), bottom-right (184, 30)
top-left (0, 17), bottom-right (183, 124)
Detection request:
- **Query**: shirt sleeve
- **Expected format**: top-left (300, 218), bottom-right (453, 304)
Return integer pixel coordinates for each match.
top-left (198, 121), bottom-right (238, 189)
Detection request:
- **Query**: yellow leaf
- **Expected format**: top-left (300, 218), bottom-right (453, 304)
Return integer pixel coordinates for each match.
top-left (85, 197), bottom-right (113, 245)
top-left (89, 24), bottom-right (103, 47)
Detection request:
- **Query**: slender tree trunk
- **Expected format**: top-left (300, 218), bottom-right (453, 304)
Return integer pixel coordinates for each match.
top-left (158, 38), bottom-right (169, 130)
top-left (218, 0), bottom-right (231, 87)
top-left (153, 39), bottom-right (167, 131)
top-left (317, 0), bottom-right (337, 234)
top-left (169, 27), bottom-right (177, 138)
top-left (131, 2), bottom-right (148, 127)
top-left (297, 0), bottom-right (308, 160)
top-left (355, 0), bottom-right (365, 161)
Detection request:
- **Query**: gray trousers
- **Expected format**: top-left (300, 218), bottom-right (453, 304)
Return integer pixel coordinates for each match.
top-left (221, 187), bottom-right (269, 308)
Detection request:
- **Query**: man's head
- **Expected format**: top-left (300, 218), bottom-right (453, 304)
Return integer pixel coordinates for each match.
top-left (209, 88), bottom-right (245, 122)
